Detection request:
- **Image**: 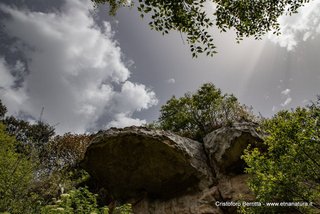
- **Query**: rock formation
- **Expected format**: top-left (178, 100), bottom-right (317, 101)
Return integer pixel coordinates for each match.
top-left (81, 127), bottom-right (213, 199)
top-left (81, 123), bottom-right (262, 214)
top-left (203, 122), bottom-right (263, 178)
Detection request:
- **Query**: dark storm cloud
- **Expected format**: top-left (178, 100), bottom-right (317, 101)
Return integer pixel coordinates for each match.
top-left (0, 0), bottom-right (157, 134)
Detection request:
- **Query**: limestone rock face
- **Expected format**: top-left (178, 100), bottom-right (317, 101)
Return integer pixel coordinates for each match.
top-left (218, 174), bottom-right (254, 202)
top-left (203, 122), bottom-right (262, 177)
top-left (81, 123), bottom-right (261, 213)
top-left (217, 174), bottom-right (255, 213)
top-left (133, 186), bottom-right (223, 214)
top-left (81, 126), bottom-right (213, 199)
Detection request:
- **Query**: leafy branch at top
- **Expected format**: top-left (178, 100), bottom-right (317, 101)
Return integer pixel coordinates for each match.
top-left (93, 0), bottom-right (311, 58)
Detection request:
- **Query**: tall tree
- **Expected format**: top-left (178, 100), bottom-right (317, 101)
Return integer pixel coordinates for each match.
top-left (93, 0), bottom-right (311, 57)
top-left (0, 100), bottom-right (6, 119)
top-left (242, 98), bottom-right (320, 213)
top-left (0, 123), bottom-right (39, 213)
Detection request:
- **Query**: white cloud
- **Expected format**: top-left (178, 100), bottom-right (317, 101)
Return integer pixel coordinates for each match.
top-left (0, 58), bottom-right (28, 114)
top-left (0, 0), bottom-right (157, 134)
top-left (302, 99), bottom-right (309, 105)
top-left (281, 97), bottom-right (292, 107)
top-left (272, 89), bottom-right (293, 110)
top-left (107, 113), bottom-right (146, 128)
top-left (0, 58), bottom-right (14, 89)
top-left (279, 88), bottom-right (292, 107)
top-left (166, 78), bottom-right (175, 84)
top-left (268, 0), bottom-right (320, 50)
top-left (281, 88), bottom-right (291, 96)
top-left (104, 81), bottom-right (157, 128)
top-left (111, 81), bottom-right (157, 113)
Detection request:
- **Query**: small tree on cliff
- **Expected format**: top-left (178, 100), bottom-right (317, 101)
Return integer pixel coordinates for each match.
top-left (242, 97), bottom-right (320, 213)
top-left (158, 83), bottom-right (256, 141)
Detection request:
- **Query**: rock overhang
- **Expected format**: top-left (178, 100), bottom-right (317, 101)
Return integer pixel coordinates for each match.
top-left (81, 127), bottom-right (213, 199)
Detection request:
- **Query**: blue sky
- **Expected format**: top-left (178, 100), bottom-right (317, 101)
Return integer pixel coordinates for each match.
top-left (1, 0), bottom-right (320, 134)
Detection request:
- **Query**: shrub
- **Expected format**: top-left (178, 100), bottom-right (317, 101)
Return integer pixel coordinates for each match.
top-left (41, 187), bottom-right (132, 214)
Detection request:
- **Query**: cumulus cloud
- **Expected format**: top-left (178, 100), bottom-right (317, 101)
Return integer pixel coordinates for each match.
top-left (280, 88), bottom-right (292, 107)
top-left (0, 58), bottom-right (28, 114)
top-left (281, 88), bottom-right (291, 96)
top-left (166, 78), bottom-right (175, 84)
top-left (0, 0), bottom-right (157, 134)
top-left (0, 58), bottom-right (14, 89)
top-left (268, 0), bottom-right (320, 50)
top-left (107, 113), bottom-right (146, 128)
top-left (281, 97), bottom-right (293, 107)
top-left (302, 99), bottom-right (310, 105)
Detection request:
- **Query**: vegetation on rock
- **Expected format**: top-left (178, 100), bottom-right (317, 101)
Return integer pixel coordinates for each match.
top-left (156, 84), bottom-right (320, 213)
top-left (157, 82), bottom-right (256, 141)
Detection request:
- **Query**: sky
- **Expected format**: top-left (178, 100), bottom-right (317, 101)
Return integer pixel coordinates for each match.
top-left (0, 0), bottom-right (320, 134)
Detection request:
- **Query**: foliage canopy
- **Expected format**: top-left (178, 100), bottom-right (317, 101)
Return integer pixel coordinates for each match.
top-left (0, 123), bottom-right (39, 213)
top-left (0, 99), bottom-right (133, 213)
top-left (93, 0), bottom-right (311, 57)
top-left (41, 187), bottom-right (109, 214)
top-left (242, 98), bottom-right (320, 213)
top-left (0, 100), bottom-right (6, 119)
top-left (158, 83), bottom-right (255, 141)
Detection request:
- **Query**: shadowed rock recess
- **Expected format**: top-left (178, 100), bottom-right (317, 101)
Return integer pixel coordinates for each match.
top-left (204, 123), bottom-right (263, 178)
top-left (81, 127), bottom-right (213, 199)
top-left (81, 123), bottom-right (262, 214)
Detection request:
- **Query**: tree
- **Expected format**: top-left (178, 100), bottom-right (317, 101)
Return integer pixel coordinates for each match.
top-left (41, 133), bottom-right (92, 173)
top-left (158, 83), bottom-right (256, 141)
top-left (0, 100), bottom-right (7, 119)
top-left (0, 100), bottom-right (55, 146)
top-left (0, 123), bottom-right (40, 213)
top-left (30, 133), bottom-right (93, 203)
top-left (3, 116), bottom-right (55, 146)
top-left (93, 0), bottom-right (311, 57)
top-left (242, 98), bottom-right (320, 213)
top-left (0, 100), bottom-right (133, 213)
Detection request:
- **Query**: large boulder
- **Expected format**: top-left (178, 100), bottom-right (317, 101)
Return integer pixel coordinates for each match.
top-left (81, 126), bottom-right (213, 200)
top-left (81, 124), bottom-right (261, 213)
top-left (203, 122), bottom-right (263, 177)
